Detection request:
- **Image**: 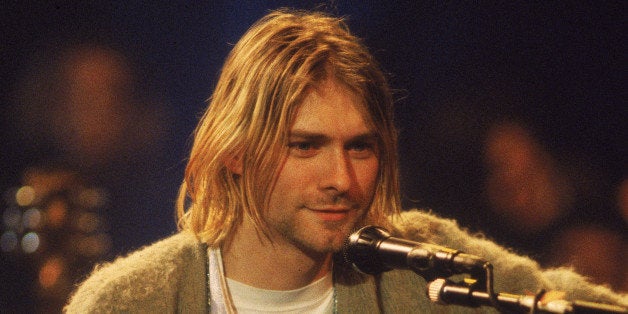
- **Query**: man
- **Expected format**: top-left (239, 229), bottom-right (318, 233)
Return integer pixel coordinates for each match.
top-left (65, 9), bottom-right (626, 313)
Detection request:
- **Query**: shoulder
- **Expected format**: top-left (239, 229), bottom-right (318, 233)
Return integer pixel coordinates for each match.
top-left (388, 209), bottom-right (470, 245)
top-left (388, 209), bottom-right (628, 307)
top-left (64, 232), bottom-right (207, 313)
top-left (388, 209), bottom-right (544, 291)
top-left (389, 208), bottom-right (515, 256)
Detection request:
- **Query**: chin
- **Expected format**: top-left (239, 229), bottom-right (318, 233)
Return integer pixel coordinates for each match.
top-left (317, 228), bottom-right (352, 253)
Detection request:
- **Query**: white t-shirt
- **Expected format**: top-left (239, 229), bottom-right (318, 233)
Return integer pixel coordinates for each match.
top-left (208, 248), bottom-right (334, 313)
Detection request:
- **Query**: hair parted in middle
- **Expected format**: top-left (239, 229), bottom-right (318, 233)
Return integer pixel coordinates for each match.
top-left (177, 9), bottom-right (401, 247)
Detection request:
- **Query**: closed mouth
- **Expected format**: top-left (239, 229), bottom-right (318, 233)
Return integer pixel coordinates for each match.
top-left (310, 207), bottom-right (351, 213)
top-left (309, 207), bottom-right (352, 221)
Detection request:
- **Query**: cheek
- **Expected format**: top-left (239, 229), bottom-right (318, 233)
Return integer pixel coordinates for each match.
top-left (270, 160), bottom-right (311, 199)
top-left (356, 160), bottom-right (380, 195)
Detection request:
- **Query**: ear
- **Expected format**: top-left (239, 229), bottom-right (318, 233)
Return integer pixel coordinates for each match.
top-left (224, 153), bottom-right (243, 175)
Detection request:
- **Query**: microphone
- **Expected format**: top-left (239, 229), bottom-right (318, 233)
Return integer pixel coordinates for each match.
top-left (343, 225), bottom-right (488, 278)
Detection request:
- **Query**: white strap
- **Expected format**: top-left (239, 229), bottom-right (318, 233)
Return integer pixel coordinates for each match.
top-left (208, 247), bottom-right (237, 314)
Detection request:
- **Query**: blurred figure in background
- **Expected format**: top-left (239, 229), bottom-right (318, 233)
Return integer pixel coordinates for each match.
top-left (484, 121), bottom-right (572, 237)
top-left (483, 120), bottom-right (626, 291)
top-left (13, 45), bottom-right (167, 173)
top-left (2, 45), bottom-right (173, 312)
top-left (2, 166), bottom-right (111, 313)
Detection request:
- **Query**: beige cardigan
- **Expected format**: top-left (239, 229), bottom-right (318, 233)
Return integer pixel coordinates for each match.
top-left (64, 210), bottom-right (627, 313)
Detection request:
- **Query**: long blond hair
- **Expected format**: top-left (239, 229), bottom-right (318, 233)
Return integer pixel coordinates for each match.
top-left (177, 9), bottom-right (400, 246)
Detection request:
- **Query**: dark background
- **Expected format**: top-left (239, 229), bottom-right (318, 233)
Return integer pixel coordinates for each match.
top-left (1, 1), bottom-right (626, 311)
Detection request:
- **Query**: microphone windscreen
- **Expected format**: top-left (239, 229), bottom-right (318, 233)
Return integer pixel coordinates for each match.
top-left (342, 225), bottom-right (390, 274)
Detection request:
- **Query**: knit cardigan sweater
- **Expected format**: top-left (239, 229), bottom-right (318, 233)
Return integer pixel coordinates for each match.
top-left (64, 210), bottom-right (627, 313)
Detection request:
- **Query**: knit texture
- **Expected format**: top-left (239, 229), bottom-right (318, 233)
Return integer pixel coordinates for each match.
top-left (64, 209), bottom-right (626, 313)
top-left (389, 210), bottom-right (627, 307)
top-left (64, 231), bottom-right (207, 313)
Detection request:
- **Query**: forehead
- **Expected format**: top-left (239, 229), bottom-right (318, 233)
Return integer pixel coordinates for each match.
top-left (291, 79), bottom-right (373, 134)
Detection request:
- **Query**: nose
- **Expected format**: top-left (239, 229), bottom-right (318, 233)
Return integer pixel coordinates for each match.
top-left (320, 149), bottom-right (353, 194)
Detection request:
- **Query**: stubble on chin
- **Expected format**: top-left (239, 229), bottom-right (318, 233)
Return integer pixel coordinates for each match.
top-left (273, 220), bottom-right (346, 255)
top-left (316, 212), bottom-right (368, 253)
top-left (267, 205), bottom-right (370, 255)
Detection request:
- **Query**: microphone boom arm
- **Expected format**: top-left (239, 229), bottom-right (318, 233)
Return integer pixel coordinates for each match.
top-left (344, 226), bottom-right (627, 313)
top-left (428, 278), bottom-right (627, 314)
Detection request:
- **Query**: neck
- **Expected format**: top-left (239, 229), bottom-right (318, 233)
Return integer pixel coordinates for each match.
top-left (222, 217), bottom-right (333, 290)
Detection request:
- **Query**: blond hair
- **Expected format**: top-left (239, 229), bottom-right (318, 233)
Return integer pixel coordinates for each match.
top-left (177, 9), bottom-right (400, 246)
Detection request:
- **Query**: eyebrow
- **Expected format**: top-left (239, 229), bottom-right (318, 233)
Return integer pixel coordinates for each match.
top-left (288, 130), bottom-right (379, 142)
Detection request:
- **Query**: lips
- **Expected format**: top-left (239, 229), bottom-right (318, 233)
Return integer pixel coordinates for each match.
top-left (309, 207), bottom-right (352, 222)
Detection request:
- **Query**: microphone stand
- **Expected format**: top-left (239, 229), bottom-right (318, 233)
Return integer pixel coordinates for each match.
top-left (427, 277), bottom-right (627, 313)
top-left (343, 226), bottom-right (626, 313)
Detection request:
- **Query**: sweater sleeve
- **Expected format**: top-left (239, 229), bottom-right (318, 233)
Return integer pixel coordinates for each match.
top-left (64, 232), bottom-right (207, 313)
top-left (389, 209), bottom-right (627, 308)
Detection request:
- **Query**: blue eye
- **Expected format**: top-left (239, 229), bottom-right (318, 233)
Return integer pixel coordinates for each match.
top-left (288, 141), bottom-right (319, 158)
top-left (347, 140), bottom-right (377, 159)
top-left (349, 142), bottom-right (370, 151)
top-left (289, 142), bottom-right (313, 150)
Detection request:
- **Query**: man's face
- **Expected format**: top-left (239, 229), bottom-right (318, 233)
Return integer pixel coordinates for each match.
top-left (263, 78), bottom-right (380, 255)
